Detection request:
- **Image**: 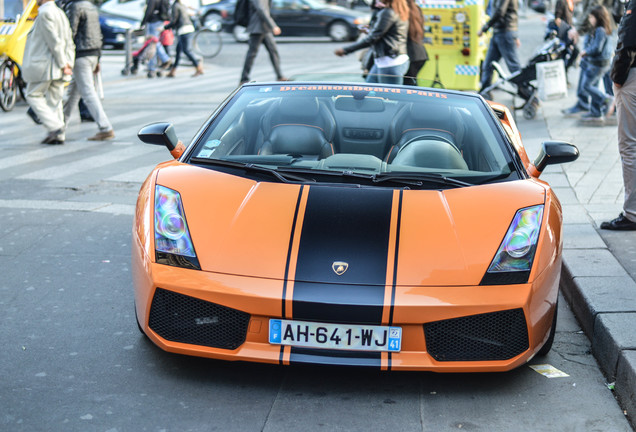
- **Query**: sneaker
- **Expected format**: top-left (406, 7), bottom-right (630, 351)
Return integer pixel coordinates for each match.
top-left (579, 113), bottom-right (604, 126)
top-left (562, 105), bottom-right (588, 117)
top-left (600, 213), bottom-right (636, 230)
top-left (87, 129), bottom-right (115, 141)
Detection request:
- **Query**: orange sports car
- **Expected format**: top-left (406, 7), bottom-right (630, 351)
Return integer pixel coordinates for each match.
top-left (132, 82), bottom-right (579, 371)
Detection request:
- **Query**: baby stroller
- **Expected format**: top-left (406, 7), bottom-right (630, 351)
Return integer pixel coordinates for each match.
top-left (479, 33), bottom-right (567, 119)
top-left (129, 25), bottom-right (174, 76)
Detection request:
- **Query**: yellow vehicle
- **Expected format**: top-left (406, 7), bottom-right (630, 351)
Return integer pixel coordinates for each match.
top-left (0, 0), bottom-right (38, 111)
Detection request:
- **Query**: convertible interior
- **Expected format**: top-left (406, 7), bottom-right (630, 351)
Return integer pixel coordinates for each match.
top-left (194, 90), bottom-right (514, 179)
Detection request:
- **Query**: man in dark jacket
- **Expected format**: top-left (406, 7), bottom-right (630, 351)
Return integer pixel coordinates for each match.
top-left (239, 0), bottom-right (287, 85)
top-left (62, 0), bottom-right (115, 140)
top-left (478, 0), bottom-right (521, 97)
top-left (601, 0), bottom-right (636, 230)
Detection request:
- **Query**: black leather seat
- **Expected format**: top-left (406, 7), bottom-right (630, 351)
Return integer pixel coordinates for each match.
top-left (385, 103), bottom-right (465, 163)
top-left (258, 97), bottom-right (336, 159)
top-left (391, 136), bottom-right (469, 170)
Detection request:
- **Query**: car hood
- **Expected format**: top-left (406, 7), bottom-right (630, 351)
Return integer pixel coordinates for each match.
top-left (156, 165), bottom-right (546, 286)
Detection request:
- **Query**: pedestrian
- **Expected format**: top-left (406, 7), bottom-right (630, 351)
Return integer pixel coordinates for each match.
top-left (477, 0), bottom-right (522, 99)
top-left (62, 0), bottom-right (115, 141)
top-left (403, 0), bottom-right (427, 86)
top-left (239, 0), bottom-right (287, 85)
top-left (22, 0), bottom-right (75, 145)
top-left (547, 0), bottom-right (579, 78)
top-left (165, 0), bottom-right (204, 78)
top-left (141, 0), bottom-right (173, 78)
top-left (600, 0), bottom-right (636, 230)
top-left (562, 5), bottom-right (614, 125)
top-left (334, 0), bottom-right (409, 85)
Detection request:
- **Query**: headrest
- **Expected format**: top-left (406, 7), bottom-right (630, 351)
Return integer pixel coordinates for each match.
top-left (279, 98), bottom-right (320, 119)
top-left (269, 124), bottom-right (326, 155)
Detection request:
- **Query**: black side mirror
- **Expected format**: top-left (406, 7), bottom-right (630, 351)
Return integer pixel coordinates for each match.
top-left (137, 122), bottom-right (179, 151)
top-left (533, 141), bottom-right (579, 172)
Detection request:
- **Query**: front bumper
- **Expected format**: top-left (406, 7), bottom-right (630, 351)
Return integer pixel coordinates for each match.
top-left (133, 245), bottom-right (560, 372)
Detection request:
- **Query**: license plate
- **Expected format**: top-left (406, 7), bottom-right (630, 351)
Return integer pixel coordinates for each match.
top-left (269, 319), bottom-right (402, 352)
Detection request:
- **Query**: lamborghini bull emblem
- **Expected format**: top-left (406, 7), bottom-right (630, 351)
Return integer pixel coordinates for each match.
top-left (332, 261), bottom-right (349, 276)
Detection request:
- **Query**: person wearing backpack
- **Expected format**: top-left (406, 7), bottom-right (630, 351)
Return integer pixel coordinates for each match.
top-left (141, 0), bottom-right (173, 78)
top-left (239, 0), bottom-right (288, 85)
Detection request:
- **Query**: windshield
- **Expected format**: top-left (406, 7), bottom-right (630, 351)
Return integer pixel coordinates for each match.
top-left (1, 0), bottom-right (24, 20)
top-left (189, 83), bottom-right (520, 187)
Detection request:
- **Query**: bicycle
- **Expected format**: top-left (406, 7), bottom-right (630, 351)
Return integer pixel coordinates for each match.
top-left (0, 0), bottom-right (38, 112)
top-left (191, 19), bottom-right (223, 59)
top-left (0, 57), bottom-right (24, 111)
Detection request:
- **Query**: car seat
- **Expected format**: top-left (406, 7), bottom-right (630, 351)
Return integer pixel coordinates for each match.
top-left (258, 97), bottom-right (336, 159)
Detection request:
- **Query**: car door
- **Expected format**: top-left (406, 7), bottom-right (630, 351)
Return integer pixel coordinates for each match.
top-left (271, 0), bottom-right (322, 36)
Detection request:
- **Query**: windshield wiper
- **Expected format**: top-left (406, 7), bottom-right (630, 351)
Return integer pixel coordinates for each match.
top-left (190, 157), bottom-right (315, 183)
top-left (372, 172), bottom-right (473, 188)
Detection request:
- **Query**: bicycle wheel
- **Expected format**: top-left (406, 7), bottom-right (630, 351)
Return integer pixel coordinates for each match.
top-left (193, 29), bottom-right (222, 59)
top-left (0, 59), bottom-right (18, 112)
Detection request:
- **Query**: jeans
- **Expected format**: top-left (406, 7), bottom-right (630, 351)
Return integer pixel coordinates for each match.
top-left (579, 59), bottom-right (609, 117)
top-left (63, 56), bottom-right (112, 132)
top-left (174, 32), bottom-right (199, 68)
top-left (241, 32), bottom-right (283, 82)
top-left (366, 61), bottom-right (410, 84)
top-left (480, 31), bottom-right (522, 90)
top-left (147, 21), bottom-right (170, 72)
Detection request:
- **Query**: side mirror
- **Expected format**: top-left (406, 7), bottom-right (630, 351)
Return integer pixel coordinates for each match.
top-left (531, 141), bottom-right (579, 174)
top-left (138, 122), bottom-right (185, 159)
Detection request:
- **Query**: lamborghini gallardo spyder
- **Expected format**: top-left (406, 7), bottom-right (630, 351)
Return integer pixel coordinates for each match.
top-left (132, 82), bottom-right (579, 371)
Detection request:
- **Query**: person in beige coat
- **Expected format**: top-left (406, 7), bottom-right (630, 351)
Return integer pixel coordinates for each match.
top-left (22, 0), bottom-right (75, 144)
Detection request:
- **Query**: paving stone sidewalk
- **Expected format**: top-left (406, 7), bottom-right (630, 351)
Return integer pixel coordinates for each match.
top-left (540, 84), bottom-right (636, 426)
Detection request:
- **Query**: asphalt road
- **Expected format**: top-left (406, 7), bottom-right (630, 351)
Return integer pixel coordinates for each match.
top-left (0, 10), bottom-right (633, 432)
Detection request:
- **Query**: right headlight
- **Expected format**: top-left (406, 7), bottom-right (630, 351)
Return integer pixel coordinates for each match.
top-left (480, 205), bottom-right (544, 285)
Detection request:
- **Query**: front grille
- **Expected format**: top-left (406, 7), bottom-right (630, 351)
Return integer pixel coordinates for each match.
top-left (149, 288), bottom-right (250, 350)
top-left (424, 309), bottom-right (529, 362)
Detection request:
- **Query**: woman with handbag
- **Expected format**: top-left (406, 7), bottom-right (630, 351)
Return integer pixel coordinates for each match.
top-left (403, 0), bottom-right (427, 85)
top-left (335, 0), bottom-right (409, 84)
top-left (165, 0), bottom-right (204, 78)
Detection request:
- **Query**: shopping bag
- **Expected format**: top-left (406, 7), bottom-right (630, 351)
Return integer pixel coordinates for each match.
top-left (536, 60), bottom-right (567, 101)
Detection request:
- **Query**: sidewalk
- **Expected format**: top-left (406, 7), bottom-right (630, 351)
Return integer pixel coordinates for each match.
top-left (539, 83), bottom-right (636, 426)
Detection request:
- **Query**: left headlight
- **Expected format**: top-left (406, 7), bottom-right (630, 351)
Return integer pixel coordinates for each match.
top-left (480, 205), bottom-right (544, 285)
top-left (154, 185), bottom-right (200, 270)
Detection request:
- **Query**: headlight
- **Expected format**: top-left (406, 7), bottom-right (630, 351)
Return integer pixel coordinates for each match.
top-left (154, 185), bottom-right (200, 270)
top-left (104, 18), bottom-right (134, 29)
top-left (481, 205), bottom-right (544, 285)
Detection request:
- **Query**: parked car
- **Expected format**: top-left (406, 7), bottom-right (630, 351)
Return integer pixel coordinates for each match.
top-left (225, 0), bottom-right (370, 42)
top-left (100, 12), bottom-right (139, 49)
top-left (100, 0), bottom-right (219, 28)
top-left (132, 79), bottom-right (579, 371)
top-left (198, 0), bottom-right (236, 28)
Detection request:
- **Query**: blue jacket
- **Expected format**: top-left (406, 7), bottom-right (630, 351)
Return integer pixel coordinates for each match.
top-left (584, 26), bottom-right (613, 66)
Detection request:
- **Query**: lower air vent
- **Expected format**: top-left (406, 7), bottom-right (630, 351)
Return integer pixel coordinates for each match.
top-left (149, 288), bottom-right (250, 350)
top-left (424, 309), bottom-right (529, 361)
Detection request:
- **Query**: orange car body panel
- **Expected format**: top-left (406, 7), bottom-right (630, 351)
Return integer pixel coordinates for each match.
top-left (133, 154), bottom-right (563, 371)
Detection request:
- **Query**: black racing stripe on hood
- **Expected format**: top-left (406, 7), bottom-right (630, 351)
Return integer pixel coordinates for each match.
top-left (292, 186), bottom-right (393, 325)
